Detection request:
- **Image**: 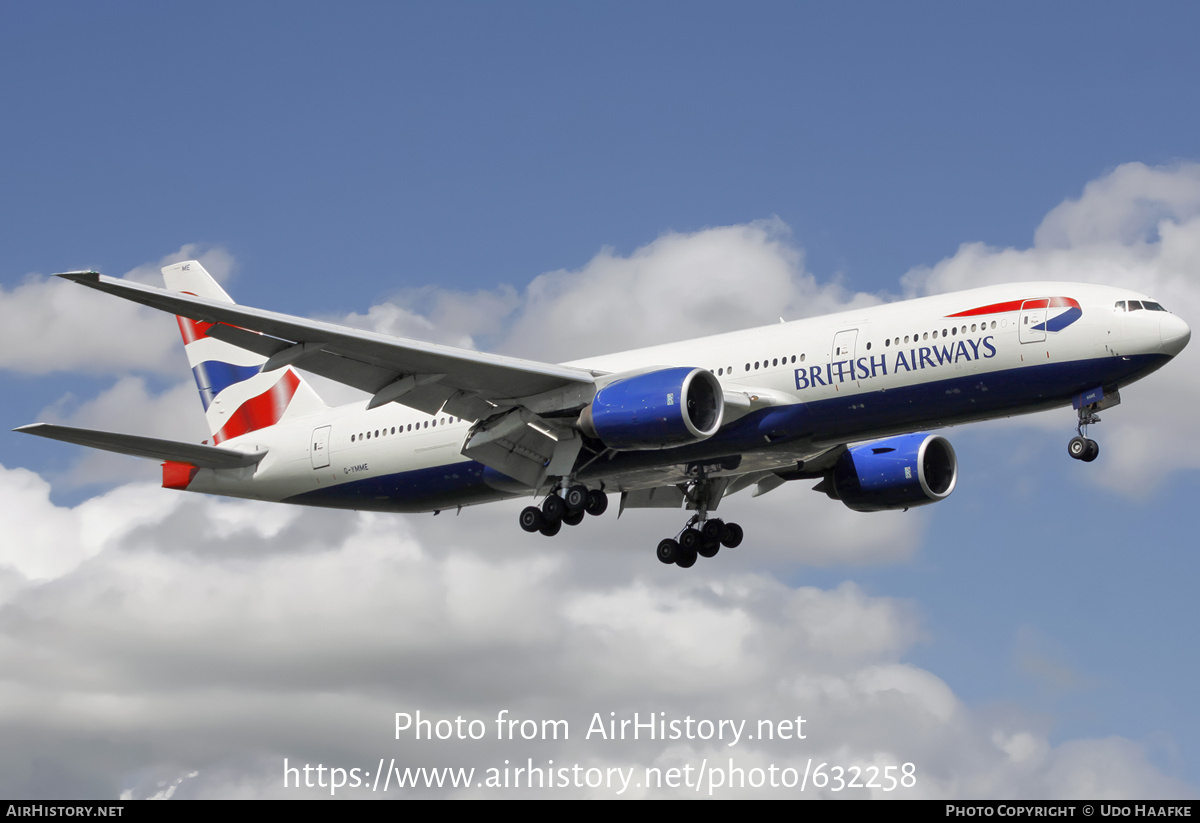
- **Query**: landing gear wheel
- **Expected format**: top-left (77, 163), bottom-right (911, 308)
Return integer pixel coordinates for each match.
top-left (679, 528), bottom-right (703, 551)
top-left (519, 506), bottom-right (544, 533)
top-left (675, 544), bottom-right (698, 568)
top-left (721, 522), bottom-right (743, 548)
top-left (697, 540), bottom-right (720, 559)
top-left (657, 539), bottom-right (680, 565)
top-left (1068, 436), bottom-right (1089, 460)
top-left (562, 510), bottom-right (584, 527)
top-left (564, 485), bottom-right (588, 513)
top-left (1082, 439), bottom-right (1100, 462)
top-left (542, 495), bottom-right (566, 521)
top-left (585, 489), bottom-right (609, 516)
top-left (539, 518), bottom-right (562, 537)
top-left (701, 519), bottom-right (725, 543)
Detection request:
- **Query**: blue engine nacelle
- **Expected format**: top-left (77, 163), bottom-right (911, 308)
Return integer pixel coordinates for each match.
top-left (578, 367), bottom-right (724, 450)
top-left (824, 433), bottom-right (958, 512)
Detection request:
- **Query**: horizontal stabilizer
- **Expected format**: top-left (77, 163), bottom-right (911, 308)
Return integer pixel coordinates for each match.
top-left (14, 424), bottom-right (267, 469)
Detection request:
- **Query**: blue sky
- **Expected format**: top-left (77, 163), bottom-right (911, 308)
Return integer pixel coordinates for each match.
top-left (2, 2), bottom-right (1199, 798)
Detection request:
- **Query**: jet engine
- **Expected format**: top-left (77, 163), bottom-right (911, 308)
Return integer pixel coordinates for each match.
top-left (821, 433), bottom-right (957, 512)
top-left (578, 367), bottom-right (723, 450)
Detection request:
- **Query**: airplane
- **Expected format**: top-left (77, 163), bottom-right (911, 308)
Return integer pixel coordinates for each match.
top-left (16, 261), bottom-right (1191, 568)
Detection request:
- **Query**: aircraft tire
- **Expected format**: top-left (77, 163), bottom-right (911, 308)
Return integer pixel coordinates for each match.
top-left (679, 528), bottom-right (702, 550)
top-left (519, 506), bottom-right (544, 533)
top-left (721, 522), bottom-right (744, 548)
top-left (539, 518), bottom-right (562, 537)
top-left (564, 485), bottom-right (588, 513)
top-left (562, 510), bottom-right (585, 526)
top-left (697, 540), bottom-right (720, 559)
top-left (585, 489), bottom-right (609, 516)
top-left (702, 519), bottom-right (725, 543)
top-left (657, 539), bottom-right (680, 565)
top-left (1082, 439), bottom-right (1100, 462)
top-left (542, 494), bottom-right (566, 522)
top-left (1068, 436), bottom-right (1088, 460)
top-left (676, 544), bottom-right (698, 568)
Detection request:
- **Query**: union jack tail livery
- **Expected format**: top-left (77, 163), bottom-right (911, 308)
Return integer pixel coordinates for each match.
top-left (162, 262), bottom-right (326, 443)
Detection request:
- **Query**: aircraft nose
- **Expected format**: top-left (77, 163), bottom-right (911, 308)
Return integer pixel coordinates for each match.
top-left (1161, 313), bottom-right (1191, 356)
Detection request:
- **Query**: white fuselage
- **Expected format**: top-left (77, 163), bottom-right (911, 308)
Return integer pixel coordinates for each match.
top-left (185, 281), bottom-right (1189, 512)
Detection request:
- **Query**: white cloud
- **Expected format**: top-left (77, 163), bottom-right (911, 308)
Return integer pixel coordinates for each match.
top-left (0, 245), bottom-right (233, 377)
top-left (335, 284), bottom-right (521, 351)
top-left (0, 472), bottom-right (1188, 799)
top-left (500, 219), bottom-right (881, 362)
top-left (1034, 162), bottom-right (1200, 250)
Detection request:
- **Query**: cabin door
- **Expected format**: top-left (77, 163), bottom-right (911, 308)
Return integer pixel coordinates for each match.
top-left (310, 426), bottom-right (332, 469)
top-left (1019, 299), bottom-right (1047, 344)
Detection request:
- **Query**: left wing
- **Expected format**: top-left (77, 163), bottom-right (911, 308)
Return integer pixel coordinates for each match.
top-left (57, 271), bottom-right (599, 421)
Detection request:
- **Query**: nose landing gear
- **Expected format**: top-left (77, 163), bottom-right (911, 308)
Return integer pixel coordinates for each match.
top-left (1068, 435), bottom-right (1099, 462)
top-left (1068, 397), bottom-right (1102, 462)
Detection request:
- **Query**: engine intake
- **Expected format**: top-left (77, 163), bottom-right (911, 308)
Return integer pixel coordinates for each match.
top-left (824, 433), bottom-right (958, 512)
top-left (579, 367), bottom-right (723, 450)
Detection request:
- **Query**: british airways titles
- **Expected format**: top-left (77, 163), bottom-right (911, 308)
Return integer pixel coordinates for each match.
top-left (793, 335), bottom-right (998, 391)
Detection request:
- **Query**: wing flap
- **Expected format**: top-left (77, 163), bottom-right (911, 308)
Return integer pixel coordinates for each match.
top-left (15, 423), bottom-right (266, 469)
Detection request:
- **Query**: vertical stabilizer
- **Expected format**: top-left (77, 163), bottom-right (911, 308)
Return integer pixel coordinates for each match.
top-left (163, 261), bottom-right (326, 443)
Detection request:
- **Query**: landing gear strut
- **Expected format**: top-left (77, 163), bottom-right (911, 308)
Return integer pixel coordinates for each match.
top-left (1068, 402), bottom-right (1101, 463)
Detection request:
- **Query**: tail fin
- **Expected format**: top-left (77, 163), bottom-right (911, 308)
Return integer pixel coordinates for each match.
top-left (163, 261), bottom-right (326, 444)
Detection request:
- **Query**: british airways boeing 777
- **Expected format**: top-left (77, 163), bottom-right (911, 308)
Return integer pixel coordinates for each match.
top-left (17, 261), bottom-right (1190, 567)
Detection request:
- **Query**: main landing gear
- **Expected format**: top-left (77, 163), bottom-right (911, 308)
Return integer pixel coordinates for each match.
top-left (518, 484), bottom-right (608, 537)
top-left (656, 517), bottom-right (743, 569)
top-left (655, 469), bottom-right (742, 569)
top-left (1068, 402), bottom-right (1101, 463)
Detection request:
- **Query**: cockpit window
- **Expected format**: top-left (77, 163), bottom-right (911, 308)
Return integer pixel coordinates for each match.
top-left (1116, 299), bottom-right (1169, 312)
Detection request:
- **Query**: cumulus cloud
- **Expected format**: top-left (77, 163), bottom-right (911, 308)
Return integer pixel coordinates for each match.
top-left (335, 284), bottom-right (521, 352)
top-left (0, 245), bottom-right (232, 377)
top-left (500, 219), bottom-right (882, 361)
top-left (0, 472), bottom-right (1189, 799)
top-left (1034, 162), bottom-right (1200, 250)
